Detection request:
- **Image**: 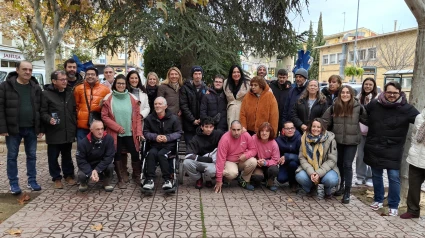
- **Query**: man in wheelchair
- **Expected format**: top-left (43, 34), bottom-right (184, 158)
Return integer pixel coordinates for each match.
top-left (184, 117), bottom-right (224, 189)
top-left (142, 97), bottom-right (182, 191)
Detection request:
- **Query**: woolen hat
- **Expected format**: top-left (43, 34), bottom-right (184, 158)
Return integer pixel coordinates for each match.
top-left (191, 66), bottom-right (203, 77)
top-left (295, 68), bottom-right (308, 80)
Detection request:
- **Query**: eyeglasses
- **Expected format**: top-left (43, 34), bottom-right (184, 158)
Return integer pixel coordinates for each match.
top-left (214, 81), bottom-right (223, 83)
top-left (284, 127), bottom-right (295, 131)
top-left (385, 92), bottom-right (400, 96)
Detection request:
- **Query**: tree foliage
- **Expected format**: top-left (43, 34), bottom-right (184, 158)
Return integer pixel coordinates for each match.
top-left (306, 21), bottom-right (314, 52)
top-left (93, 0), bottom-right (307, 78)
top-left (310, 12), bottom-right (324, 80)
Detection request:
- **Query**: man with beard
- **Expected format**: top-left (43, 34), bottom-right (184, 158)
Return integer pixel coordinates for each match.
top-left (200, 75), bottom-right (228, 131)
top-left (63, 58), bottom-right (83, 90)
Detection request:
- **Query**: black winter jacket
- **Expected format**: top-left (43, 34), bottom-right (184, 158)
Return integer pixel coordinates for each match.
top-left (364, 97), bottom-right (419, 170)
top-left (144, 109), bottom-right (183, 150)
top-left (281, 82), bottom-right (308, 123)
top-left (179, 80), bottom-right (208, 132)
top-left (146, 85), bottom-right (158, 115)
top-left (269, 80), bottom-right (291, 129)
top-left (291, 98), bottom-right (328, 133)
top-left (200, 88), bottom-right (228, 131)
top-left (0, 72), bottom-right (43, 135)
top-left (76, 132), bottom-right (115, 176)
top-left (275, 130), bottom-right (302, 156)
top-left (186, 127), bottom-right (224, 156)
top-left (321, 87), bottom-right (340, 107)
top-left (41, 84), bottom-right (77, 144)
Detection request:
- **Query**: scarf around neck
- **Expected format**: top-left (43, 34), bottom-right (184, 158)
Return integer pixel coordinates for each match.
top-left (301, 132), bottom-right (329, 171)
top-left (377, 91), bottom-right (407, 108)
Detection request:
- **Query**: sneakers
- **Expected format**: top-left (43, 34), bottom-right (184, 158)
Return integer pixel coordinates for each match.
top-left (355, 179), bottom-right (365, 185)
top-left (79, 183), bottom-right (88, 192)
top-left (27, 181), bottom-right (41, 191)
top-left (205, 181), bottom-right (213, 188)
top-left (400, 212), bottom-right (420, 219)
top-left (65, 177), bottom-right (76, 186)
top-left (195, 178), bottom-right (203, 189)
top-left (10, 184), bottom-right (22, 195)
top-left (143, 179), bottom-right (154, 190)
top-left (365, 179), bottom-right (373, 187)
top-left (370, 201), bottom-right (383, 211)
top-left (238, 177), bottom-right (254, 191)
top-left (162, 180), bottom-right (173, 190)
top-left (102, 179), bottom-right (114, 192)
top-left (54, 180), bottom-right (64, 189)
top-left (388, 208), bottom-right (398, 216)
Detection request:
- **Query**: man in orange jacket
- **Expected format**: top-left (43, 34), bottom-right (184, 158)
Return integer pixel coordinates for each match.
top-left (74, 67), bottom-right (110, 143)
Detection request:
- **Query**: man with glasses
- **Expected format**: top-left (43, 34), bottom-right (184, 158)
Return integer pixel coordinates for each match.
top-left (364, 81), bottom-right (419, 216)
top-left (101, 66), bottom-right (115, 89)
top-left (200, 75), bottom-right (228, 131)
top-left (275, 121), bottom-right (302, 190)
top-left (74, 67), bottom-right (110, 143)
top-left (41, 70), bottom-right (77, 189)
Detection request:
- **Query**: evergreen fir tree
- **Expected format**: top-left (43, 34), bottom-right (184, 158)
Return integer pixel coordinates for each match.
top-left (306, 21), bottom-right (314, 52)
top-left (310, 13), bottom-right (325, 80)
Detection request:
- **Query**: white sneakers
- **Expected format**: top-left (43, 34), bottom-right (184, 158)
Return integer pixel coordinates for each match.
top-left (389, 209), bottom-right (398, 216)
top-left (162, 180), bottom-right (172, 190)
top-left (355, 179), bottom-right (364, 185)
top-left (143, 179), bottom-right (154, 190)
top-left (365, 179), bottom-right (373, 187)
top-left (370, 202), bottom-right (383, 211)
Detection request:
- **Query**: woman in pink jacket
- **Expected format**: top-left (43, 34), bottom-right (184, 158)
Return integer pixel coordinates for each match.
top-left (101, 75), bottom-right (143, 188)
top-left (251, 122), bottom-right (280, 191)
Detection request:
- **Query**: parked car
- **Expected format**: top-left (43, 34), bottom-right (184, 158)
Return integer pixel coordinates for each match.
top-left (0, 67), bottom-right (46, 85)
top-left (319, 82), bottom-right (382, 96)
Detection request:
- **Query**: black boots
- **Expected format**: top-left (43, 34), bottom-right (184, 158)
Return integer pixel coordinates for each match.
top-left (114, 161), bottom-right (127, 189)
top-left (334, 183), bottom-right (345, 196)
top-left (342, 187), bottom-right (351, 204)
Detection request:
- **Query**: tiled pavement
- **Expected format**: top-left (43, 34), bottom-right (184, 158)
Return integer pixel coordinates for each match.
top-left (1, 153), bottom-right (425, 238)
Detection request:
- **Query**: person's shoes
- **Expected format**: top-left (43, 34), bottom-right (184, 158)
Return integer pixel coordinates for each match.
top-left (334, 185), bottom-right (345, 196)
top-left (324, 193), bottom-right (333, 199)
top-left (162, 180), bottom-right (173, 190)
top-left (79, 183), bottom-right (88, 192)
top-left (116, 180), bottom-right (127, 189)
top-left (342, 189), bottom-right (350, 204)
top-left (65, 177), bottom-right (76, 186)
top-left (103, 179), bottom-right (114, 192)
top-left (10, 184), bottom-right (22, 195)
top-left (143, 179), bottom-right (154, 190)
top-left (205, 181), bottom-right (213, 188)
top-left (54, 180), bottom-right (64, 189)
top-left (370, 201), bottom-right (383, 211)
top-left (195, 178), bottom-right (203, 189)
top-left (308, 185), bottom-right (318, 197)
top-left (27, 181), bottom-right (41, 191)
top-left (296, 188), bottom-right (308, 196)
top-left (400, 212), bottom-right (419, 219)
top-left (267, 185), bottom-right (278, 192)
top-left (355, 179), bottom-right (365, 185)
top-left (238, 177), bottom-right (254, 191)
top-left (388, 208), bottom-right (398, 216)
top-left (365, 179), bottom-right (373, 187)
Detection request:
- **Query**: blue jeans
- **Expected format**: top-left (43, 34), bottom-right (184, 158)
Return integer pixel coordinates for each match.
top-left (277, 153), bottom-right (299, 185)
top-left (76, 129), bottom-right (90, 144)
top-left (47, 143), bottom-right (74, 181)
top-left (371, 167), bottom-right (400, 209)
top-left (296, 170), bottom-right (339, 195)
top-left (6, 127), bottom-right (38, 185)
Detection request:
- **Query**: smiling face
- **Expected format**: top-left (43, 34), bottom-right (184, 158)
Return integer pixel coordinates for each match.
top-left (310, 121), bottom-right (322, 137)
top-left (154, 97), bottom-right (167, 114)
top-left (65, 62), bottom-right (77, 79)
top-left (257, 66), bottom-right (267, 77)
top-left (232, 67), bottom-right (241, 82)
top-left (128, 73), bottom-right (139, 88)
top-left (260, 128), bottom-right (271, 141)
top-left (363, 79), bottom-right (375, 94)
top-left (169, 70), bottom-right (179, 84)
top-left (85, 69), bottom-right (98, 85)
top-left (384, 85), bottom-right (401, 102)
top-left (52, 72), bottom-right (68, 91)
top-left (148, 75), bottom-right (158, 87)
top-left (104, 67), bottom-right (115, 83)
top-left (282, 122), bottom-right (296, 137)
top-left (340, 87), bottom-right (352, 103)
top-left (115, 78), bottom-right (127, 93)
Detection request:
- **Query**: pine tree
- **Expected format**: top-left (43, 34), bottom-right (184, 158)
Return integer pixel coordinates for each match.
top-left (310, 13), bottom-right (325, 80)
top-left (306, 21), bottom-right (314, 52)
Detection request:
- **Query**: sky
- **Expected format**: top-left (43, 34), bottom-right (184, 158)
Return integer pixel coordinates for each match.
top-left (290, 0), bottom-right (418, 36)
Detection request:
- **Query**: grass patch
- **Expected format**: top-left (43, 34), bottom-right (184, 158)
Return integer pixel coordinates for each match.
top-left (0, 192), bottom-right (41, 223)
top-left (199, 195), bottom-right (207, 238)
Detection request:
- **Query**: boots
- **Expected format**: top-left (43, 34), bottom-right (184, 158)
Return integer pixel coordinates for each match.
top-left (132, 160), bottom-right (142, 184)
top-left (113, 161), bottom-right (127, 189)
top-left (334, 182), bottom-right (345, 196)
top-left (342, 187), bottom-right (351, 204)
top-left (121, 154), bottom-right (130, 183)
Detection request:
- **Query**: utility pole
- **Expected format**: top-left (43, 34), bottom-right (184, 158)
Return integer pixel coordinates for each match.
top-left (342, 12), bottom-right (346, 32)
top-left (352, 0), bottom-right (360, 82)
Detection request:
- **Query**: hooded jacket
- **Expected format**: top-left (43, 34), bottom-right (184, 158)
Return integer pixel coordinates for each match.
top-left (406, 108), bottom-right (425, 169)
top-left (239, 83), bottom-right (279, 135)
top-left (282, 81), bottom-right (308, 122)
top-left (143, 109), bottom-right (183, 150)
top-left (364, 94), bottom-right (419, 170)
top-left (40, 84), bottom-right (76, 144)
top-left (200, 87), bottom-right (228, 131)
top-left (179, 80), bottom-right (208, 132)
top-left (269, 80), bottom-right (291, 129)
top-left (186, 127), bottom-right (224, 156)
top-left (0, 72), bottom-right (43, 135)
top-left (275, 130), bottom-right (302, 157)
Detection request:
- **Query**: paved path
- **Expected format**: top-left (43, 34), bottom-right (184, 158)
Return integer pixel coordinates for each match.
top-left (1, 153), bottom-right (425, 238)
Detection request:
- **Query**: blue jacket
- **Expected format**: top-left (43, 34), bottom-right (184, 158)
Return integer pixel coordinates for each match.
top-left (275, 130), bottom-right (302, 157)
top-left (281, 82), bottom-right (308, 123)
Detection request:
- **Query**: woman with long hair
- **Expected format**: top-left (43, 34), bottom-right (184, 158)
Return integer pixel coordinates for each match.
top-left (157, 67), bottom-right (183, 116)
top-left (322, 85), bottom-right (368, 204)
top-left (101, 75), bottom-right (143, 189)
top-left (224, 65), bottom-right (250, 127)
top-left (295, 119), bottom-right (339, 198)
top-left (291, 80), bottom-right (328, 133)
top-left (126, 70), bottom-right (150, 118)
top-left (321, 75), bottom-right (342, 106)
top-left (146, 72), bottom-right (160, 115)
top-left (355, 78), bottom-right (378, 187)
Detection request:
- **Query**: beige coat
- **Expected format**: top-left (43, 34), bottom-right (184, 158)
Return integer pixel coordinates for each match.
top-left (406, 108), bottom-right (425, 169)
top-left (224, 79), bottom-right (250, 127)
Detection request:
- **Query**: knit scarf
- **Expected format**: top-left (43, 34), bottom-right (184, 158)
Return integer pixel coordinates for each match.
top-left (170, 82), bottom-right (179, 92)
top-left (377, 91), bottom-right (407, 108)
top-left (301, 132), bottom-right (329, 171)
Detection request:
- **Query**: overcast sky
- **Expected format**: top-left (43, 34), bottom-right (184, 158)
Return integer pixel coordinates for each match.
top-left (291, 0), bottom-right (418, 36)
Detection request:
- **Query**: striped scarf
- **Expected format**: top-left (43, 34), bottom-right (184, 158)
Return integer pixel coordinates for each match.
top-left (301, 132), bottom-right (329, 171)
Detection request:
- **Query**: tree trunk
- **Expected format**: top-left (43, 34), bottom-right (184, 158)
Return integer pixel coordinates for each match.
top-left (400, 0), bottom-right (425, 206)
top-left (44, 47), bottom-right (56, 85)
top-left (180, 50), bottom-right (197, 80)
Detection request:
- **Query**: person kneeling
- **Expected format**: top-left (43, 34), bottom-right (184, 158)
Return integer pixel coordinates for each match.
top-left (142, 97), bottom-right (182, 191)
top-left (184, 117), bottom-right (224, 189)
top-left (295, 119), bottom-right (339, 198)
top-left (251, 122), bottom-right (280, 191)
top-left (76, 120), bottom-right (115, 192)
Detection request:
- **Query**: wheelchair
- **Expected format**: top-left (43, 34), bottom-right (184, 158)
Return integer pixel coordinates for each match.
top-left (140, 139), bottom-right (182, 195)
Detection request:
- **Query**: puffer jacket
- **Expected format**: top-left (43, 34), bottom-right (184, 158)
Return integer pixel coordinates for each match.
top-left (0, 72), bottom-right (43, 135)
top-left (143, 109), bottom-right (183, 150)
top-left (322, 98), bottom-right (367, 145)
top-left (291, 97), bottom-right (328, 132)
top-left (282, 82), bottom-right (308, 122)
top-left (407, 108), bottom-right (425, 169)
top-left (239, 83), bottom-right (279, 135)
top-left (275, 130), bottom-right (302, 156)
top-left (179, 80), bottom-right (208, 132)
top-left (157, 83), bottom-right (180, 116)
top-left (130, 87), bottom-right (150, 118)
top-left (200, 88), bottom-right (228, 131)
top-left (74, 81), bottom-right (110, 129)
top-left (296, 131), bottom-right (340, 180)
top-left (223, 79), bottom-right (250, 127)
top-left (40, 84), bottom-right (76, 144)
top-left (101, 92), bottom-right (143, 151)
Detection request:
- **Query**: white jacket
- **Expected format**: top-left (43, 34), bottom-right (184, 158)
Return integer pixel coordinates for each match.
top-left (406, 108), bottom-right (425, 169)
top-left (132, 88), bottom-right (150, 119)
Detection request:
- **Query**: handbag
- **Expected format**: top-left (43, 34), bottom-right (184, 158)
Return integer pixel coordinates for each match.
top-left (84, 83), bottom-right (102, 127)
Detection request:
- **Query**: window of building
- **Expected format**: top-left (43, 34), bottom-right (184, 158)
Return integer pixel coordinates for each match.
top-left (329, 54), bottom-right (337, 64)
top-left (368, 48), bottom-right (376, 60)
top-left (268, 67), bottom-right (275, 76)
top-left (359, 49), bottom-right (367, 61)
top-left (337, 53), bottom-right (344, 63)
top-left (118, 52), bottom-right (125, 60)
top-left (0, 60), bottom-right (18, 68)
top-left (322, 55), bottom-right (329, 65)
top-left (349, 51), bottom-right (355, 62)
top-left (98, 54), bottom-right (106, 64)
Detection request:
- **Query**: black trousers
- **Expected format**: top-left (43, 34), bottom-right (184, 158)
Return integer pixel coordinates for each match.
top-left (145, 147), bottom-right (171, 180)
top-left (115, 136), bottom-right (139, 162)
top-left (47, 143), bottom-right (74, 181)
top-left (407, 164), bottom-right (425, 216)
top-left (77, 164), bottom-right (114, 185)
top-left (337, 144), bottom-right (357, 189)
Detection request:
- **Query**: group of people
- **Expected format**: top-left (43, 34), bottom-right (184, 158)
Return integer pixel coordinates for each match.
top-left (1, 60), bottom-right (424, 219)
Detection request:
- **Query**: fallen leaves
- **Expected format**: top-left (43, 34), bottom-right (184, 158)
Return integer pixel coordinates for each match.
top-left (287, 198), bottom-right (294, 203)
top-left (91, 223), bottom-right (103, 231)
top-left (366, 190), bottom-right (374, 198)
top-left (17, 192), bottom-right (30, 205)
top-left (6, 228), bottom-right (22, 235)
